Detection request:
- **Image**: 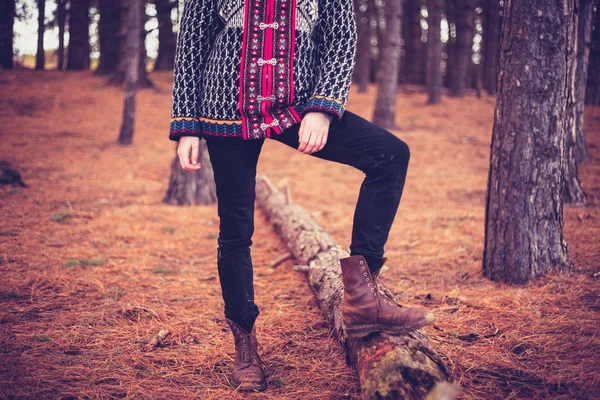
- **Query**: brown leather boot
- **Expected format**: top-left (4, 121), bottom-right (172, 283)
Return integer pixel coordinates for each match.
top-left (340, 255), bottom-right (435, 339)
top-left (226, 319), bottom-right (267, 391)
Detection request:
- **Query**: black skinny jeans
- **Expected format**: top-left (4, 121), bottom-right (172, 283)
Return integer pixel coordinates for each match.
top-left (204, 110), bottom-right (410, 332)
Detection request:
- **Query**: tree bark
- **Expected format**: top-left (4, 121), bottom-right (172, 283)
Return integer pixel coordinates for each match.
top-left (163, 140), bottom-right (217, 205)
top-left (482, 0), bottom-right (502, 94)
top-left (255, 175), bottom-right (454, 400)
top-left (117, 0), bottom-right (142, 145)
top-left (585, 4), bottom-right (599, 105)
top-left (426, 0), bottom-right (443, 103)
top-left (153, 0), bottom-right (177, 71)
top-left (110, 0), bottom-right (152, 87)
top-left (56, 0), bottom-right (66, 70)
top-left (373, 0), bottom-right (402, 129)
top-left (0, 0), bottom-right (15, 69)
top-left (563, 0), bottom-right (587, 205)
top-left (36, 0), bottom-right (45, 70)
top-left (575, 0), bottom-right (594, 163)
top-left (450, 0), bottom-right (474, 97)
top-left (67, 0), bottom-right (91, 70)
top-left (353, 0), bottom-right (372, 93)
top-left (483, 0), bottom-right (574, 283)
top-left (96, 0), bottom-right (121, 75)
top-left (402, 0), bottom-right (425, 85)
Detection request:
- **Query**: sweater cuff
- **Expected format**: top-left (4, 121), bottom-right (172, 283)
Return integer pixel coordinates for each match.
top-left (299, 95), bottom-right (345, 122)
top-left (169, 117), bottom-right (201, 142)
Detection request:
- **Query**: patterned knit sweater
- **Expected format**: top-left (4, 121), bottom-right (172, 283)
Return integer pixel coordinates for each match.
top-left (169, 0), bottom-right (357, 141)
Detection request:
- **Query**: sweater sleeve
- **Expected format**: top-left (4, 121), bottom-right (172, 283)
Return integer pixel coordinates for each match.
top-left (299, 0), bottom-right (358, 122)
top-left (169, 0), bottom-right (221, 142)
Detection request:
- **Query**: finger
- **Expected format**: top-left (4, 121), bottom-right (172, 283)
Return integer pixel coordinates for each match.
top-left (177, 146), bottom-right (186, 169)
top-left (191, 140), bottom-right (199, 166)
top-left (180, 142), bottom-right (191, 170)
top-left (311, 133), bottom-right (323, 154)
top-left (316, 131), bottom-right (328, 152)
top-left (299, 130), bottom-right (312, 154)
top-left (305, 131), bottom-right (319, 154)
top-left (298, 119), bottom-right (306, 145)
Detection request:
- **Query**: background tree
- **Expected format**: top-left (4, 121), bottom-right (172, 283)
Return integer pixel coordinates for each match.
top-left (563, 0), bottom-right (587, 205)
top-left (443, 0), bottom-right (457, 88)
top-left (96, 0), bottom-right (121, 75)
top-left (67, 0), bottom-right (90, 70)
top-left (402, 0), bottom-right (425, 85)
top-left (35, 0), bottom-right (45, 70)
top-left (426, 0), bottom-right (443, 103)
top-left (153, 0), bottom-right (176, 70)
top-left (575, 0), bottom-right (595, 163)
top-left (56, 0), bottom-right (67, 70)
top-left (117, 0), bottom-right (142, 145)
top-left (373, 0), bottom-right (402, 128)
top-left (483, 0), bottom-right (574, 283)
top-left (163, 141), bottom-right (217, 205)
top-left (482, 0), bottom-right (502, 94)
top-left (585, 4), bottom-right (599, 105)
top-left (352, 0), bottom-right (372, 92)
top-left (450, 0), bottom-right (474, 96)
top-left (0, 0), bottom-right (16, 69)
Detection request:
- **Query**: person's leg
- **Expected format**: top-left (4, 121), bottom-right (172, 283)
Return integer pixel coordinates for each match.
top-left (270, 110), bottom-right (410, 274)
top-left (204, 135), bottom-right (265, 333)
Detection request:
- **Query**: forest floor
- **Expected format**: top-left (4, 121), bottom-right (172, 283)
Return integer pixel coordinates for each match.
top-left (0, 69), bottom-right (599, 400)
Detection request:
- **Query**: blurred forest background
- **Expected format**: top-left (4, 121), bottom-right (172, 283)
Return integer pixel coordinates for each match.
top-left (1, 0), bottom-right (599, 399)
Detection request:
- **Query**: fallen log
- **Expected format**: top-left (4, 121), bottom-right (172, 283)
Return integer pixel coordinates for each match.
top-left (255, 175), bottom-right (456, 400)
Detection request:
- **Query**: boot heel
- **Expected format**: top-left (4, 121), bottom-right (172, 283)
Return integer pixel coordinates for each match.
top-left (344, 323), bottom-right (379, 339)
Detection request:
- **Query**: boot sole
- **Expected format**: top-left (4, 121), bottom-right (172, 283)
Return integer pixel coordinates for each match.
top-left (231, 380), bottom-right (267, 392)
top-left (344, 313), bottom-right (435, 339)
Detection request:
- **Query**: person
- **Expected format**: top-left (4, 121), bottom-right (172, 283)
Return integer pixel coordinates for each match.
top-left (169, 0), bottom-right (434, 392)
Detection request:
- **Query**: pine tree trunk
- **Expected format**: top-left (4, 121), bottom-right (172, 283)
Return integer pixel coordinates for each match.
top-left (585, 5), bottom-right (599, 105)
top-left (373, 0), bottom-right (402, 129)
top-left (563, 0), bottom-right (586, 205)
top-left (353, 0), bottom-right (372, 93)
top-left (0, 0), bottom-right (15, 69)
top-left (402, 0), bottom-right (424, 85)
top-left (96, 0), bottom-right (121, 75)
top-left (483, 0), bottom-right (574, 283)
top-left (163, 140), bottom-right (217, 205)
top-left (67, 0), bottom-right (91, 70)
top-left (450, 0), bottom-right (474, 97)
top-left (57, 0), bottom-right (66, 70)
top-left (154, 0), bottom-right (176, 71)
top-left (482, 0), bottom-right (502, 94)
top-left (426, 0), bottom-right (443, 103)
top-left (575, 0), bottom-right (594, 163)
top-left (117, 0), bottom-right (142, 146)
top-left (36, 0), bottom-right (45, 70)
top-left (110, 0), bottom-right (152, 87)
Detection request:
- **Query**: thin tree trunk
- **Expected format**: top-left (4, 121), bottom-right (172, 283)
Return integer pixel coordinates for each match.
top-left (482, 0), bottom-right (501, 94)
top-left (353, 0), bottom-right (372, 92)
top-left (57, 0), bottom-right (66, 70)
top-left (563, 0), bottom-right (586, 205)
top-left (117, 0), bottom-right (142, 145)
top-left (450, 0), bottom-right (474, 96)
top-left (575, 0), bottom-right (594, 163)
top-left (36, 0), bottom-right (45, 70)
top-left (96, 0), bottom-right (121, 75)
top-left (402, 0), bottom-right (424, 85)
top-left (154, 0), bottom-right (176, 71)
top-left (483, 0), bottom-right (574, 283)
top-left (67, 0), bottom-right (90, 70)
top-left (255, 175), bottom-right (455, 400)
top-left (585, 4), bottom-right (599, 105)
top-left (163, 140), bottom-right (217, 205)
top-left (0, 0), bottom-right (15, 69)
top-left (373, 0), bottom-right (402, 129)
top-left (426, 0), bottom-right (443, 103)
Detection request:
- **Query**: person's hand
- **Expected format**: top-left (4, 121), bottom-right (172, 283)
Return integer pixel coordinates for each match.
top-left (298, 112), bottom-right (332, 154)
top-left (177, 136), bottom-right (202, 171)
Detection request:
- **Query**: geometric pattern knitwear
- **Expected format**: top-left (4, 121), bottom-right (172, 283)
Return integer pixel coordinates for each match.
top-left (169, 0), bottom-right (357, 141)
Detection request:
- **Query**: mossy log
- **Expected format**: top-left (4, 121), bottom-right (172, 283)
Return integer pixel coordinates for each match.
top-left (255, 175), bottom-right (456, 400)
